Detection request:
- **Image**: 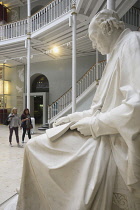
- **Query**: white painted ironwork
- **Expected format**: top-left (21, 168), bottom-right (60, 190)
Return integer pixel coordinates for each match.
top-left (48, 60), bottom-right (106, 121)
top-left (121, 7), bottom-right (140, 27)
top-left (71, 0), bottom-right (76, 7)
top-left (107, 0), bottom-right (115, 62)
top-left (31, 0), bottom-right (72, 33)
top-left (107, 0), bottom-right (115, 10)
top-left (0, 19), bottom-right (28, 40)
top-left (0, 0), bottom-right (72, 41)
top-left (26, 0), bottom-right (31, 111)
top-left (0, 3), bottom-right (140, 41)
top-left (71, 3), bottom-right (77, 113)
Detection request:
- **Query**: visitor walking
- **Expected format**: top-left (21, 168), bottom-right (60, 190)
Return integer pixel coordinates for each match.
top-left (21, 108), bottom-right (32, 144)
top-left (8, 107), bottom-right (21, 147)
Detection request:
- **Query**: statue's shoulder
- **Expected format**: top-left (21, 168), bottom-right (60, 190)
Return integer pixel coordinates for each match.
top-left (121, 30), bottom-right (140, 52)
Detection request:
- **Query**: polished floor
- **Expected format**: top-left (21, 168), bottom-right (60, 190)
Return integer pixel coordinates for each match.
top-left (0, 125), bottom-right (46, 210)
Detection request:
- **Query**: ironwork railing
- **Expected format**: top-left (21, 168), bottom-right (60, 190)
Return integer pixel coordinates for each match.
top-left (48, 60), bottom-right (106, 121)
top-left (0, 19), bottom-right (28, 40)
top-left (0, 0), bottom-right (72, 40)
top-left (31, 0), bottom-right (72, 32)
top-left (1, 3), bottom-right (140, 41)
top-left (121, 7), bottom-right (140, 27)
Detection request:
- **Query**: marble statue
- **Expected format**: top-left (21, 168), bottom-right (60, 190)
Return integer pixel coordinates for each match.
top-left (5, 9), bottom-right (140, 210)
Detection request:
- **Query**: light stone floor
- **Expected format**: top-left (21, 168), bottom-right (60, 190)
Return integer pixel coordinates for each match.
top-left (0, 125), bottom-right (46, 210)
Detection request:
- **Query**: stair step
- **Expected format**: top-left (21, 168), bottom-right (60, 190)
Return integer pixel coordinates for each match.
top-left (43, 125), bottom-right (49, 128)
top-left (38, 127), bottom-right (47, 130)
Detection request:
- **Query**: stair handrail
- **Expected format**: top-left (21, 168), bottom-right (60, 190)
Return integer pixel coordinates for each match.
top-left (48, 60), bottom-right (106, 121)
top-left (49, 60), bottom-right (106, 106)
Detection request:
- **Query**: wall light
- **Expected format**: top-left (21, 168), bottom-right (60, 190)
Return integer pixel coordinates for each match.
top-left (0, 80), bottom-right (11, 95)
top-left (52, 46), bottom-right (59, 54)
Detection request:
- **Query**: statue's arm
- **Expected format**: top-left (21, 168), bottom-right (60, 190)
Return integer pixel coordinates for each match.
top-left (53, 109), bottom-right (92, 126)
top-left (54, 101), bottom-right (102, 126)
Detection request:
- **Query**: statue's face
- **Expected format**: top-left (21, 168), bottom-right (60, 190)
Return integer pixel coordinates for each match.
top-left (89, 21), bottom-right (111, 55)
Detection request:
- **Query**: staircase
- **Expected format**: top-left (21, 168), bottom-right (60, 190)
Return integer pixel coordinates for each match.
top-left (48, 60), bottom-right (106, 125)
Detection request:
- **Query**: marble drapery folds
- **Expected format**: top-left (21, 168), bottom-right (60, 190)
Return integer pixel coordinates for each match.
top-left (15, 29), bottom-right (140, 210)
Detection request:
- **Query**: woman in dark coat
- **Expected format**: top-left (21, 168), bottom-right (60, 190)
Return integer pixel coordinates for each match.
top-left (21, 108), bottom-right (32, 144)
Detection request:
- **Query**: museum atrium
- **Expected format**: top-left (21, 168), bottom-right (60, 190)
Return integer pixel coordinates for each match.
top-left (0, 0), bottom-right (140, 209)
top-left (0, 0), bottom-right (139, 127)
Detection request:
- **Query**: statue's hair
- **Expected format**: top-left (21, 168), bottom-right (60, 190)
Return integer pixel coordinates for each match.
top-left (90, 9), bottom-right (125, 36)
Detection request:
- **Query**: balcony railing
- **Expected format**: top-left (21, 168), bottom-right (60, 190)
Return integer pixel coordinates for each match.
top-left (31, 0), bottom-right (71, 32)
top-left (121, 7), bottom-right (140, 27)
top-left (0, 19), bottom-right (28, 40)
top-left (0, 0), bottom-right (72, 41)
top-left (48, 60), bottom-right (106, 121)
top-left (0, 3), bottom-right (140, 41)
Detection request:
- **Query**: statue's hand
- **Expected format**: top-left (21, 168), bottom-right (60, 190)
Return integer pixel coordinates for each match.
top-left (70, 117), bottom-right (92, 136)
top-left (53, 116), bottom-right (70, 127)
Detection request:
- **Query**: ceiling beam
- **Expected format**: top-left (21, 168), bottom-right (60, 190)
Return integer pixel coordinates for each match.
top-left (84, 0), bottom-right (93, 15)
top-left (116, 0), bottom-right (137, 18)
top-left (88, 0), bottom-right (106, 22)
top-left (76, 0), bottom-right (84, 13)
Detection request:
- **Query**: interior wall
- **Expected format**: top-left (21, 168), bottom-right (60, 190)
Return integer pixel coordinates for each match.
top-left (4, 65), bottom-right (25, 115)
top-left (7, 7), bottom-right (20, 22)
top-left (25, 54), bottom-right (105, 105)
top-left (20, 0), bottom-right (52, 19)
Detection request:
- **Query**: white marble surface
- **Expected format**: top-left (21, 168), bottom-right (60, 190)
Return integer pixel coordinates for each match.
top-left (15, 9), bottom-right (140, 210)
top-left (0, 125), bottom-right (45, 210)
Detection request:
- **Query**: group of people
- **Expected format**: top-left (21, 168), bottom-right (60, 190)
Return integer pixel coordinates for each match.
top-left (8, 107), bottom-right (32, 147)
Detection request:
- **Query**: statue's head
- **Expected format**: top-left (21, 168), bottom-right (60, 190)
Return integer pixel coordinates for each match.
top-left (88, 9), bottom-right (125, 55)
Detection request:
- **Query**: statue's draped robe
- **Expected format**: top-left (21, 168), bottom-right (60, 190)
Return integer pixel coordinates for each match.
top-left (16, 29), bottom-right (140, 210)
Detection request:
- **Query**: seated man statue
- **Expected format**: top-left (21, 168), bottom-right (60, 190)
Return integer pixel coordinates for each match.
top-left (16, 9), bottom-right (140, 210)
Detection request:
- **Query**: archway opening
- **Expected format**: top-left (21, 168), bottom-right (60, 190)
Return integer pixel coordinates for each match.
top-left (32, 74), bottom-right (49, 93)
top-left (31, 74), bottom-right (49, 124)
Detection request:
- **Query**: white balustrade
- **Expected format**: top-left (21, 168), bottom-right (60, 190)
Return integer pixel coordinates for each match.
top-left (0, 4), bottom-right (140, 41)
top-left (48, 61), bottom-right (106, 120)
top-left (31, 0), bottom-right (72, 33)
top-left (0, 19), bottom-right (28, 40)
top-left (0, 0), bottom-right (72, 40)
top-left (121, 7), bottom-right (140, 27)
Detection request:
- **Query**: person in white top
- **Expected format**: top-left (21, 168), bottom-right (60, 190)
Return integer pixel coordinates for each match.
top-left (8, 107), bottom-right (21, 147)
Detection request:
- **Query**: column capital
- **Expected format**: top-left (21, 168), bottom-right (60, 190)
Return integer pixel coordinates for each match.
top-left (71, 0), bottom-right (77, 15)
top-left (71, 0), bottom-right (76, 8)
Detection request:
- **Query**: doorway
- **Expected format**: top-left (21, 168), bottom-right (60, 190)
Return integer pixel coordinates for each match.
top-left (24, 92), bottom-right (48, 125)
top-left (34, 96), bottom-right (43, 124)
top-left (29, 74), bottom-right (49, 125)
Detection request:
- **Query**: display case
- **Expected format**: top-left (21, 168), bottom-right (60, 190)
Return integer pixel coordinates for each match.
top-left (0, 64), bottom-right (25, 123)
top-left (0, 64), bottom-right (11, 124)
